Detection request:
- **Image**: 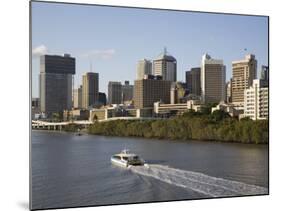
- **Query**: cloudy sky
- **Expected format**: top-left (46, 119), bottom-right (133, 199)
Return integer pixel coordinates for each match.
top-left (32, 1), bottom-right (268, 97)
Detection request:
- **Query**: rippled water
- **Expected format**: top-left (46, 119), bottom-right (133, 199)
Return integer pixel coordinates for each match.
top-left (31, 130), bottom-right (268, 210)
top-left (130, 165), bottom-right (267, 197)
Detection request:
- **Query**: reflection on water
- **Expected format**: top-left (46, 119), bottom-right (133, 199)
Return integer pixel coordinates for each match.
top-left (31, 131), bottom-right (268, 210)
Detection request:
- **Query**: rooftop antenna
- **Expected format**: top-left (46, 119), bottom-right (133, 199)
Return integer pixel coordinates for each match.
top-left (164, 46), bottom-right (167, 55)
top-left (90, 59), bottom-right (93, 72)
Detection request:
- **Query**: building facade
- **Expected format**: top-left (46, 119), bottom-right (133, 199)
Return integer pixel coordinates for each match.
top-left (63, 109), bottom-right (89, 121)
top-left (121, 81), bottom-right (134, 103)
top-left (226, 81), bottom-right (232, 103)
top-left (153, 48), bottom-right (177, 82)
top-left (154, 100), bottom-right (203, 117)
top-left (244, 79), bottom-right (268, 120)
top-left (39, 54), bottom-right (75, 116)
top-left (185, 67), bottom-right (201, 96)
top-left (201, 54), bottom-right (226, 104)
top-left (260, 65), bottom-right (269, 81)
top-left (231, 54), bottom-right (257, 105)
top-left (82, 72), bottom-right (99, 109)
top-left (32, 98), bottom-right (40, 119)
top-left (260, 65), bottom-right (269, 87)
top-left (136, 59), bottom-right (152, 80)
top-left (73, 85), bottom-right (82, 109)
top-left (108, 81), bottom-right (122, 104)
top-left (170, 82), bottom-right (188, 104)
top-left (98, 92), bottom-right (107, 106)
top-left (134, 78), bottom-right (171, 109)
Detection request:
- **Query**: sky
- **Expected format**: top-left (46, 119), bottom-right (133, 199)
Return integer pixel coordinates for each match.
top-left (31, 1), bottom-right (268, 98)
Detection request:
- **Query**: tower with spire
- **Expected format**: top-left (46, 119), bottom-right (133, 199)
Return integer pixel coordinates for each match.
top-left (153, 47), bottom-right (177, 82)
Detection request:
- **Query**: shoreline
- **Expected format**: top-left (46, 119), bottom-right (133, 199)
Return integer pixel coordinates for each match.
top-left (31, 129), bottom-right (269, 145)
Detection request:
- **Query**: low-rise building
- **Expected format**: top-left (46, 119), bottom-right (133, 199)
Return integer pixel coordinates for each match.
top-left (154, 100), bottom-right (203, 117)
top-left (211, 102), bottom-right (244, 118)
top-left (89, 106), bottom-right (153, 121)
top-left (63, 109), bottom-right (90, 121)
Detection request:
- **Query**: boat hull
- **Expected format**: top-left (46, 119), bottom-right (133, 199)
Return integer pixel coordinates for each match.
top-left (111, 157), bottom-right (128, 168)
top-left (111, 157), bottom-right (145, 168)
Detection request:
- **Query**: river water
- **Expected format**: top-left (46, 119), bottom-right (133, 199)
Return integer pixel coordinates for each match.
top-left (31, 130), bottom-right (268, 210)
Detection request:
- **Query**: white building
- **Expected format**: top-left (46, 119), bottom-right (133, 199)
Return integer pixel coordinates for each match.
top-left (231, 54), bottom-right (257, 105)
top-left (136, 59), bottom-right (152, 80)
top-left (153, 48), bottom-right (177, 82)
top-left (244, 79), bottom-right (268, 120)
top-left (154, 100), bottom-right (203, 117)
top-left (211, 102), bottom-right (244, 118)
top-left (201, 54), bottom-right (226, 104)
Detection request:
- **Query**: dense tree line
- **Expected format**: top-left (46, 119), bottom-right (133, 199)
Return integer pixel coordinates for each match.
top-left (88, 110), bottom-right (268, 144)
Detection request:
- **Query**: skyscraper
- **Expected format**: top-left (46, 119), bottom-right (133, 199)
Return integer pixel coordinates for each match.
top-left (82, 72), bottom-right (99, 109)
top-left (98, 92), bottom-right (107, 106)
top-left (134, 78), bottom-right (171, 109)
top-left (73, 85), bottom-right (82, 109)
top-left (108, 81), bottom-right (122, 104)
top-left (39, 54), bottom-right (75, 116)
top-left (260, 65), bottom-right (269, 81)
top-left (153, 48), bottom-right (177, 82)
top-left (231, 54), bottom-right (257, 105)
top-left (121, 81), bottom-right (134, 103)
top-left (201, 54), bottom-right (226, 104)
top-left (136, 59), bottom-right (152, 80)
top-left (185, 67), bottom-right (201, 96)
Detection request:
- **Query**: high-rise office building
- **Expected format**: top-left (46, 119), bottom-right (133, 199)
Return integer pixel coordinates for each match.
top-left (108, 81), bottom-right (122, 104)
top-left (39, 54), bottom-right (75, 116)
top-left (185, 67), bottom-right (201, 96)
top-left (121, 81), bottom-right (134, 103)
top-left (82, 72), bottom-right (99, 109)
top-left (73, 85), bottom-right (82, 108)
top-left (201, 54), bottom-right (226, 104)
top-left (134, 78), bottom-right (171, 109)
top-left (136, 59), bottom-right (152, 80)
top-left (231, 54), bottom-right (257, 105)
top-left (244, 79), bottom-right (268, 120)
top-left (260, 65), bottom-right (269, 87)
top-left (153, 48), bottom-right (177, 82)
top-left (98, 92), bottom-right (107, 106)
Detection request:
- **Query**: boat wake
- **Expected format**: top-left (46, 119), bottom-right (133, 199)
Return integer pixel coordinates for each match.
top-left (130, 164), bottom-right (268, 197)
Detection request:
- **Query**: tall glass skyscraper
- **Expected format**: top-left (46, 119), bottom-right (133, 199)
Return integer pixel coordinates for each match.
top-left (39, 54), bottom-right (75, 117)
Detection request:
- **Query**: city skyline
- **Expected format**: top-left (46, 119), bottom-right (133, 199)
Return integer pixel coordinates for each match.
top-left (32, 2), bottom-right (268, 98)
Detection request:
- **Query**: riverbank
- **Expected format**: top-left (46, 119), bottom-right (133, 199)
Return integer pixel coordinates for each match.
top-left (88, 113), bottom-right (268, 144)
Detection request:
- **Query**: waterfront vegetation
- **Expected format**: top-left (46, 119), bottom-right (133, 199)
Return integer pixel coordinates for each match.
top-left (64, 123), bottom-right (81, 132)
top-left (88, 110), bottom-right (268, 144)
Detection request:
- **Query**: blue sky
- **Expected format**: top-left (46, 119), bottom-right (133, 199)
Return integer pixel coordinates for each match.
top-left (32, 1), bottom-right (268, 97)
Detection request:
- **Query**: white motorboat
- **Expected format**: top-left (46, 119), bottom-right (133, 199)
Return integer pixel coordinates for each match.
top-left (111, 149), bottom-right (147, 168)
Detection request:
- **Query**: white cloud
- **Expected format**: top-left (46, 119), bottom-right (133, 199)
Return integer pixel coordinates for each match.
top-left (32, 45), bottom-right (48, 57)
top-left (81, 49), bottom-right (116, 60)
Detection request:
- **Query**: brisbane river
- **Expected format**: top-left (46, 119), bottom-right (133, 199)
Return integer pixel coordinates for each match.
top-left (31, 130), bottom-right (268, 210)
